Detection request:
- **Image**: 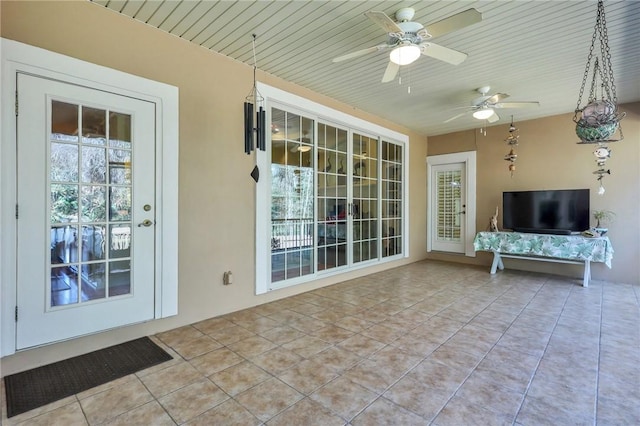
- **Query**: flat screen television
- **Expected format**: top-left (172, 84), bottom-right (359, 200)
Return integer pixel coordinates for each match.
top-left (502, 189), bottom-right (590, 235)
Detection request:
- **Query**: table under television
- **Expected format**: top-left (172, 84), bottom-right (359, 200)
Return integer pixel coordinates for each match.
top-left (473, 231), bottom-right (613, 287)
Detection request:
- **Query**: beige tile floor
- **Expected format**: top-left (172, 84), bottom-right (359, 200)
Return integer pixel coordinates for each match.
top-left (2, 260), bottom-right (639, 425)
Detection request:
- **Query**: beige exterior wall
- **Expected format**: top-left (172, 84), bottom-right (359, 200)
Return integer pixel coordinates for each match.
top-left (428, 104), bottom-right (640, 285)
top-left (2, 0), bottom-right (638, 375)
top-left (0, 1), bottom-right (428, 373)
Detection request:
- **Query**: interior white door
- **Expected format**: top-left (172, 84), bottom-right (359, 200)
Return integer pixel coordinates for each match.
top-left (16, 73), bottom-right (156, 349)
top-left (430, 162), bottom-right (466, 253)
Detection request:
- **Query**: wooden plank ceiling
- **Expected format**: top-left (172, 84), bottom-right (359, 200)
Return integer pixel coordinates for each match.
top-left (91, 0), bottom-right (640, 136)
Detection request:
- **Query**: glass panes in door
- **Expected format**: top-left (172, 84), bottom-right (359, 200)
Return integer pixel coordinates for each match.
top-left (436, 169), bottom-right (463, 241)
top-left (352, 133), bottom-right (378, 263)
top-left (317, 123), bottom-right (348, 271)
top-left (270, 108), bottom-right (315, 282)
top-left (50, 100), bottom-right (133, 307)
top-left (381, 141), bottom-right (403, 257)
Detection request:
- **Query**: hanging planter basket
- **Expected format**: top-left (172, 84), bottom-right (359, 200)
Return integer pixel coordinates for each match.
top-left (575, 120), bottom-right (618, 144)
top-left (575, 97), bottom-right (624, 144)
top-left (573, 1), bottom-right (624, 145)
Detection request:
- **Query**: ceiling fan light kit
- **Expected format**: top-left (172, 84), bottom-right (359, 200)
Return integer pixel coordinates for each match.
top-left (472, 108), bottom-right (494, 120)
top-left (332, 8), bottom-right (482, 83)
top-left (573, 0), bottom-right (624, 194)
top-left (389, 45), bottom-right (421, 65)
top-left (445, 86), bottom-right (539, 126)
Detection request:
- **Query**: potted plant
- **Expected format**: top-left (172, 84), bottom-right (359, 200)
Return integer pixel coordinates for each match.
top-left (592, 209), bottom-right (615, 235)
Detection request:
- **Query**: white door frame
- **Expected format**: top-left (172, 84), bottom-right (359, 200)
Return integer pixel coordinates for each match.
top-left (1, 38), bottom-right (180, 356)
top-left (426, 151), bottom-right (477, 257)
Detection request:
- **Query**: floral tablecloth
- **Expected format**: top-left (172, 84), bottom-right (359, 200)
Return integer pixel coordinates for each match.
top-left (473, 232), bottom-right (613, 268)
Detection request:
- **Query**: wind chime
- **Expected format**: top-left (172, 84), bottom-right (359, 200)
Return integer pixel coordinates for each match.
top-left (244, 34), bottom-right (266, 182)
top-left (573, 0), bottom-right (624, 195)
top-left (503, 116), bottom-right (519, 177)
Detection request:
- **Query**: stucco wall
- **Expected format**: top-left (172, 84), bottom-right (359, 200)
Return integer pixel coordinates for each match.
top-left (3, 0), bottom-right (637, 375)
top-left (428, 104), bottom-right (640, 285)
top-left (0, 0), bottom-right (428, 374)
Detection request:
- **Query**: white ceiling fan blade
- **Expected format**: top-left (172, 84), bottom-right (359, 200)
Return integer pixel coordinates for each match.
top-left (444, 112), bottom-right (468, 123)
top-left (332, 44), bottom-right (388, 63)
top-left (427, 9), bottom-right (482, 37)
top-left (381, 61), bottom-right (399, 83)
top-left (495, 101), bottom-right (540, 109)
top-left (422, 42), bottom-right (467, 65)
top-left (487, 111), bottom-right (500, 123)
top-left (364, 11), bottom-right (404, 34)
top-left (426, 8), bottom-right (482, 38)
top-left (486, 93), bottom-right (510, 104)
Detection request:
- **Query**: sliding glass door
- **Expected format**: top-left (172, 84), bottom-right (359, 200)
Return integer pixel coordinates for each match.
top-left (381, 141), bottom-right (403, 257)
top-left (270, 108), bottom-right (314, 283)
top-left (352, 133), bottom-right (378, 264)
top-left (267, 105), bottom-right (406, 290)
top-left (317, 123), bottom-right (348, 271)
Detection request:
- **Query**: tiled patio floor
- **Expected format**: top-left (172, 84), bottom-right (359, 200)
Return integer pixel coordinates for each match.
top-left (3, 260), bottom-right (639, 425)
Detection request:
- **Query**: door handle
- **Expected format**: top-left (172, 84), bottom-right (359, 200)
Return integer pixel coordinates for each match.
top-left (138, 219), bottom-right (154, 227)
top-left (458, 211), bottom-right (466, 215)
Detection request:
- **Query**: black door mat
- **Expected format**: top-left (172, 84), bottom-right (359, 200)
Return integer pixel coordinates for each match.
top-left (4, 336), bottom-right (172, 418)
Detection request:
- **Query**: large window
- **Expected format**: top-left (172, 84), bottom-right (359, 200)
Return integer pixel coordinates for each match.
top-left (256, 84), bottom-right (408, 294)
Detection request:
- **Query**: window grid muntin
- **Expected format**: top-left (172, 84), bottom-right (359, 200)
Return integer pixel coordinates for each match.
top-left (49, 100), bottom-right (133, 308)
top-left (381, 141), bottom-right (403, 257)
top-left (268, 102), bottom-right (408, 286)
top-left (270, 109), bottom-right (315, 282)
top-left (352, 132), bottom-right (378, 264)
top-left (317, 122), bottom-right (348, 271)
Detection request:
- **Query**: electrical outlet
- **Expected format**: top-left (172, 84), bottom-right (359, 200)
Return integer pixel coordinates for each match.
top-left (223, 271), bottom-right (233, 285)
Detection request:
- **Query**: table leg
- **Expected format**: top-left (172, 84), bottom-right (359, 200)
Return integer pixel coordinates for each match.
top-left (583, 260), bottom-right (591, 287)
top-left (490, 252), bottom-right (504, 274)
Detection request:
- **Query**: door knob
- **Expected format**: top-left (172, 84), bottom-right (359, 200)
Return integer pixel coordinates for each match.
top-left (138, 219), bottom-right (154, 227)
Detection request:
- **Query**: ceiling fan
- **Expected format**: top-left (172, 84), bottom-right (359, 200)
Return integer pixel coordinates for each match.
top-left (332, 7), bottom-right (482, 83)
top-left (444, 86), bottom-right (540, 123)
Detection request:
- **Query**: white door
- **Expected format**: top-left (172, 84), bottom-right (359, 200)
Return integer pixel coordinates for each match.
top-left (430, 163), bottom-right (466, 253)
top-left (16, 73), bottom-right (156, 349)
